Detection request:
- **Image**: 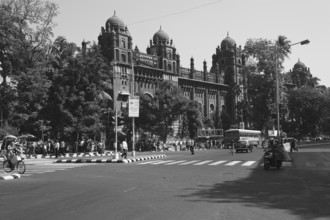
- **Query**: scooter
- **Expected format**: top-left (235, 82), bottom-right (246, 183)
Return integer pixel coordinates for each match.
top-left (263, 149), bottom-right (282, 170)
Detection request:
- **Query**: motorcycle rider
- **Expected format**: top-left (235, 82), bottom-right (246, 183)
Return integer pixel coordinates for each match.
top-left (267, 138), bottom-right (284, 165)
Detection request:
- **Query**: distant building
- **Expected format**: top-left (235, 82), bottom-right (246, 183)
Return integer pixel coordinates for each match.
top-left (97, 11), bottom-right (245, 131)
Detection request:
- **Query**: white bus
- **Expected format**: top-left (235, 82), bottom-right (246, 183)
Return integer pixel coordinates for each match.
top-left (224, 129), bottom-right (262, 148)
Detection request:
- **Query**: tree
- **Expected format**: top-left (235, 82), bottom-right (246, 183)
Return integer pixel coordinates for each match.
top-left (243, 36), bottom-right (292, 133)
top-left (135, 81), bottom-right (188, 143)
top-left (0, 0), bottom-right (58, 132)
top-left (42, 40), bottom-right (112, 143)
top-left (186, 101), bottom-right (203, 139)
top-left (287, 87), bottom-right (327, 138)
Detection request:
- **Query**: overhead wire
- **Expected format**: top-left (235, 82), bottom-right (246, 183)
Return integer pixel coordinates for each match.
top-left (128, 0), bottom-right (224, 25)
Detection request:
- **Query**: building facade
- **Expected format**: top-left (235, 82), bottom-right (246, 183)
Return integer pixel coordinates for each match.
top-left (97, 12), bottom-right (245, 130)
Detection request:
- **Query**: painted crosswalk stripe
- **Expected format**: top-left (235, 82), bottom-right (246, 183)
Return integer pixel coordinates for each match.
top-left (138, 160), bottom-right (162, 165)
top-left (164, 160), bottom-right (187, 165)
top-left (193, 160), bottom-right (213, 165)
top-left (179, 160), bottom-right (200, 165)
top-left (209, 160), bottom-right (228, 166)
top-left (225, 161), bottom-right (241, 166)
top-left (151, 160), bottom-right (174, 165)
top-left (241, 161), bottom-right (256, 166)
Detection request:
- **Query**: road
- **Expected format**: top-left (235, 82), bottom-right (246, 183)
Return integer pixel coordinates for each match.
top-left (0, 144), bottom-right (330, 220)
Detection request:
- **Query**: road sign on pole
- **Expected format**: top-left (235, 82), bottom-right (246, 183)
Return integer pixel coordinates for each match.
top-left (129, 96), bottom-right (139, 117)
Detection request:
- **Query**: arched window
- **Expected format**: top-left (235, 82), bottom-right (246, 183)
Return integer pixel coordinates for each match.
top-left (121, 39), bottom-right (126, 48)
top-left (168, 64), bottom-right (172, 71)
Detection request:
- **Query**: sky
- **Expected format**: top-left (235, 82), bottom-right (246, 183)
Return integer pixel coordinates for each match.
top-left (51, 0), bottom-right (330, 87)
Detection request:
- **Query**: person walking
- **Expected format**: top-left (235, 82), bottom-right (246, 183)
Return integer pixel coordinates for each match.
top-left (121, 139), bottom-right (128, 159)
top-left (290, 139), bottom-right (298, 152)
top-left (55, 140), bottom-right (60, 158)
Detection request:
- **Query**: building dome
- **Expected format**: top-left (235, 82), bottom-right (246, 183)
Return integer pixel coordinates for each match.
top-left (293, 59), bottom-right (306, 70)
top-left (221, 33), bottom-right (236, 48)
top-left (106, 11), bottom-right (125, 30)
top-left (153, 26), bottom-right (170, 44)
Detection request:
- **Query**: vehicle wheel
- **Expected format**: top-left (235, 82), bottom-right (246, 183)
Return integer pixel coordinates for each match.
top-left (3, 160), bottom-right (13, 173)
top-left (16, 161), bottom-right (26, 174)
top-left (250, 147), bottom-right (253, 152)
top-left (264, 163), bottom-right (270, 170)
top-left (276, 161), bottom-right (282, 169)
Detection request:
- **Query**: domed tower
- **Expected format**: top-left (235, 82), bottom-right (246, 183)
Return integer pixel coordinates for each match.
top-left (146, 26), bottom-right (180, 74)
top-left (291, 59), bottom-right (311, 88)
top-left (98, 11), bottom-right (134, 117)
top-left (98, 11), bottom-right (133, 64)
top-left (210, 33), bottom-right (245, 123)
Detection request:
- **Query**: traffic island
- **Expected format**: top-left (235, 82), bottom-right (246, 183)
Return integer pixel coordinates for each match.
top-left (0, 173), bottom-right (21, 181)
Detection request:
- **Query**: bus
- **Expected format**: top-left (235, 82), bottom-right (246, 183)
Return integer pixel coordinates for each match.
top-left (223, 129), bottom-right (262, 149)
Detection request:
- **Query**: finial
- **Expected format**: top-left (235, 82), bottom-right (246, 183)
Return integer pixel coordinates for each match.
top-left (160, 25), bottom-right (162, 30)
top-left (227, 32), bottom-right (229, 37)
top-left (114, 10), bottom-right (116, 16)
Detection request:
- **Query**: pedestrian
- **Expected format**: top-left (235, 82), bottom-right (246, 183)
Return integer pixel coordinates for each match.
top-left (290, 139), bottom-right (298, 152)
top-left (55, 140), bottom-right (60, 158)
top-left (121, 139), bottom-right (128, 159)
top-left (60, 140), bottom-right (65, 156)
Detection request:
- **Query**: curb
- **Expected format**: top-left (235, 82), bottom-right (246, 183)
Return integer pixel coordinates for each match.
top-left (0, 174), bottom-right (21, 181)
top-left (54, 154), bottom-right (166, 163)
top-left (23, 152), bottom-right (113, 159)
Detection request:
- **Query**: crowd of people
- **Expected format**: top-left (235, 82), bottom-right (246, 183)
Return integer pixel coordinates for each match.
top-left (0, 137), bottom-right (105, 158)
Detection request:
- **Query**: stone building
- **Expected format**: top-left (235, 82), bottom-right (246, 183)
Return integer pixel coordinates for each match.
top-left (97, 11), bottom-right (245, 132)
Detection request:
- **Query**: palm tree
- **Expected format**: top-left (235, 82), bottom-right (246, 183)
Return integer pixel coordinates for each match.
top-left (276, 35), bottom-right (292, 62)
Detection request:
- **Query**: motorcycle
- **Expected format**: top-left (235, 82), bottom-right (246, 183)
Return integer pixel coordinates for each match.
top-left (3, 147), bottom-right (26, 174)
top-left (263, 149), bottom-right (283, 170)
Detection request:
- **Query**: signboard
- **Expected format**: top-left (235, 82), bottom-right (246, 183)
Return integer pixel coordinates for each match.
top-left (129, 96), bottom-right (140, 117)
top-left (137, 53), bottom-right (158, 67)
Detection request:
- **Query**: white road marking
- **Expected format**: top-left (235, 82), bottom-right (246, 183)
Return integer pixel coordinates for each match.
top-left (164, 160), bottom-right (187, 165)
top-left (138, 160), bottom-right (162, 164)
top-left (225, 161), bottom-right (241, 166)
top-left (193, 160), bottom-right (213, 165)
top-left (179, 160), bottom-right (200, 165)
top-left (209, 160), bottom-right (228, 166)
top-left (150, 160), bottom-right (174, 165)
top-left (241, 161), bottom-right (256, 166)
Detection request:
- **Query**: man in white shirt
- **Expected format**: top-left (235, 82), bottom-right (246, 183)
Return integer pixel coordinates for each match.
top-left (121, 139), bottom-right (128, 159)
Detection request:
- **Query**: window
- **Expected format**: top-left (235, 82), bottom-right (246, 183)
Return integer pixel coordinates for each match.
top-left (121, 54), bottom-right (126, 62)
top-left (121, 39), bottom-right (126, 48)
top-left (168, 64), bottom-right (172, 71)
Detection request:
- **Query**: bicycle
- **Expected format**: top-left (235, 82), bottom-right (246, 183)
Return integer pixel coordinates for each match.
top-left (2, 147), bottom-right (26, 174)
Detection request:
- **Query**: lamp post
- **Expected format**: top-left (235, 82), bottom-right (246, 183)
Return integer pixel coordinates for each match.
top-left (275, 39), bottom-right (310, 142)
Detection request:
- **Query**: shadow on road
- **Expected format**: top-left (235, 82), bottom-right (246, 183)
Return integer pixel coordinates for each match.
top-left (179, 152), bottom-right (330, 220)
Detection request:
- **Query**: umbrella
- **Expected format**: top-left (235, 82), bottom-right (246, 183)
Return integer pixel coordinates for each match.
top-left (4, 134), bottom-right (17, 140)
top-left (18, 134), bottom-right (36, 140)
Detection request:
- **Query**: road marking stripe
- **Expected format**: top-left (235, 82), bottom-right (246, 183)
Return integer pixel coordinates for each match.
top-left (225, 161), bottom-right (241, 166)
top-left (179, 160), bottom-right (200, 165)
top-left (193, 160), bottom-right (213, 165)
top-left (209, 160), bottom-right (227, 165)
top-left (151, 160), bottom-right (174, 165)
top-left (164, 160), bottom-right (187, 165)
top-left (138, 160), bottom-right (162, 165)
top-left (241, 161), bottom-right (256, 166)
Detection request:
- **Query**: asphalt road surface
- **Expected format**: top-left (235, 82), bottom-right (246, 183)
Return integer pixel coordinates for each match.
top-left (1, 144), bottom-right (330, 220)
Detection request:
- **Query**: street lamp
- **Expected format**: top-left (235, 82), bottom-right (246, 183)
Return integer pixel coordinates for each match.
top-left (275, 39), bottom-right (310, 142)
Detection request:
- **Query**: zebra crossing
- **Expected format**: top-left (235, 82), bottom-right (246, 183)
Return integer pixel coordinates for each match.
top-left (137, 159), bottom-right (293, 167)
top-left (20, 162), bottom-right (96, 177)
